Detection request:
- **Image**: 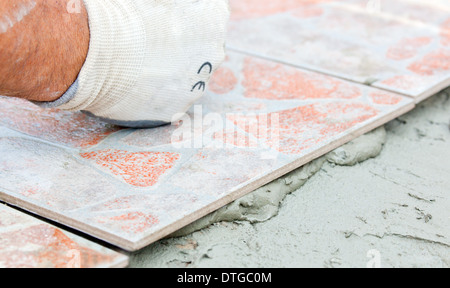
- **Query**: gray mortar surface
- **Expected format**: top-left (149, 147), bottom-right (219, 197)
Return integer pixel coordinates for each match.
top-left (129, 88), bottom-right (450, 268)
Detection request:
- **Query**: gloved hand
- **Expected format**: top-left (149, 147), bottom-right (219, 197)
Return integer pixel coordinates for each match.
top-left (44, 0), bottom-right (230, 128)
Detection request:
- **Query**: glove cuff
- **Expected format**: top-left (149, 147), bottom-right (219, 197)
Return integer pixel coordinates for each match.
top-left (57, 0), bottom-right (146, 112)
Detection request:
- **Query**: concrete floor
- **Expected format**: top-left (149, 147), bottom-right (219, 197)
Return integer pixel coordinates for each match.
top-left (129, 88), bottom-right (450, 268)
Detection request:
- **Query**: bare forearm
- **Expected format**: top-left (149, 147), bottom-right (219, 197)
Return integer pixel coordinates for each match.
top-left (0, 0), bottom-right (89, 101)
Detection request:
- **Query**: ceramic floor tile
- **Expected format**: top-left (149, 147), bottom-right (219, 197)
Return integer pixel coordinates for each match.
top-left (0, 96), bottom-right (121, 148)
top-left (0, 51), bottom-right (414, 251)
top-left (0, 204), bottom-right (128, 268)
top-left (227, 0), bottom-right (450, 102)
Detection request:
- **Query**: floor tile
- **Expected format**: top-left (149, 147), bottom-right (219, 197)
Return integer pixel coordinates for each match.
top-left (0, 51), bottom-right (414, 251)
top-left (227, 0), bottom-right (450, 102)
top-left (0, 204), bottom-right (128, 268)
top-left (0, 97), bottom-right (121, 148)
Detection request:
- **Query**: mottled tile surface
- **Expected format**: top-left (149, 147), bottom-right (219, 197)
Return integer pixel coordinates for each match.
top-left (0, 52), bottom-right (414, 251)
top-left (227, 0), bottom-right (450, 101)
top-left (0, 204), bottom-right (128, 268)
top-left (0, 97), bottom-right (121, 148)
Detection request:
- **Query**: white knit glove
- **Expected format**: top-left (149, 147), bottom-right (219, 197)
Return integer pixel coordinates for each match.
top-left (52, 0), bottom-right (229, 127)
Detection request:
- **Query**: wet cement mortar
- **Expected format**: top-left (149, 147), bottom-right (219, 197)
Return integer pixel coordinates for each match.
top-left (129, 88), bottom-right (450, 268)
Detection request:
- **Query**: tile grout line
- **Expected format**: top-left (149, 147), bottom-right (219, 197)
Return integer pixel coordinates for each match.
top-left (0, 201), bottom-right (130, 268)
top-left (225, 46), bottom-right (425, 100)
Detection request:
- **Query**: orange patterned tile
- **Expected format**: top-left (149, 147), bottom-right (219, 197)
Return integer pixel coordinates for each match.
top-left (121, 123), bottom-right (183, 148)
top-left (0, 51), bottom-right (414, 251)
top-left (213, 129), bottom-right (259, 149)
top-left (171, 148), bottom-right (277, 197)
top-left (386, 37), bottom-right (433, 61)
top-left (0, 138), bottom-right (123, 211)
top-left (0, 205), bottom-right (128, 268)
top-left (80, 150), bottom-right (180, 187)
top-left (407, 49), bottom-right (450, 76)
top-left (227, 0), bottom-right (450, 101)
top-left (0, 97), bottom-right (121, 148)
top-left (378, 74), bottom-right (438, 95)
top-left (242, 57), bottom-right (362, 100)
top-left (369, 92), bottom-right (403, 106)
top-left (209, 66), bottom-right (239, 95)
top-left (441, 18), bottom-right (450, 46)
top-left (98, 212), bottom-right (159, 234)
top-left (228, 103), bottom-right (379, 155)
top-left (230, 0), bottom-right (330, 21)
